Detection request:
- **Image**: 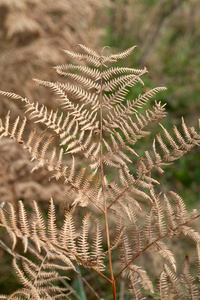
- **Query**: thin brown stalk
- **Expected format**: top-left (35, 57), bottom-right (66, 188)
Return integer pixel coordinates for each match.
top-left (99, 64), bottom-right (116, 299)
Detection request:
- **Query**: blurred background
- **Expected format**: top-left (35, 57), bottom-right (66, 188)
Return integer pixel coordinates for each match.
top-left (0, 0), bottom-right (199, 297)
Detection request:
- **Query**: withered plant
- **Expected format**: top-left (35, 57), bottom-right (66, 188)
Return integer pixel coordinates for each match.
top-left (0, 44), bottom-right (200, 299)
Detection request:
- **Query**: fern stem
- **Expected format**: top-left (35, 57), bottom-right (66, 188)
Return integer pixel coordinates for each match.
top-left (99, 64), bottom-right (116, 298)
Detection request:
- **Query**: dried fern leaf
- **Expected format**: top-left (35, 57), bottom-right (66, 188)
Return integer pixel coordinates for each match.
top-left (59, 72), bottom-right (100, 90)
top-left (48, 198), bottom-right (57, 244)
top-left (101, 66), bottom-right (147, 80)
top-left (33, 80), bottom-right (97, 131)
top-left (103, 74), bottom-right (143, 93)
top-left (168, 191), bottom-right (188, 223)
top-left (7, 203), bottom-right (18, 232)
top-left (32, 201), bottom-right (47, 241)
top-left (150, 189), bottom-right (166, 237)
top-left (180, 226), bottom-right (200, 244)
top-left (163, 264), bottom-right (183, 298)
top-left (91, 219), bottom-right (105, 271)
top-left (55, 63), bottom-right (100, 80)
top-left (106, 45), bottom-right (137, 61)
top-left (181, 255), bottom-right (199, 299)
top-left (152, 241), bottom-right (176, 272)
top-left (78, 213), bottom-right (91, 261)
top-left (8, 228), bottom-right (17, 253)
top-left (156, 270), bottom-right (169, 299)
top-left (18, 201), bottom-right (30, 253)
top-left (59, 211), bottom-right (77, 256)
top-left (78, 44), bottom-right (100, 58)
top-left (163, 194), bottom-right (177, 230)
top-left (128, 271), bottom-right (147, 300)
top-left (13, 258), bottom-right (39, 294)
top-left (128, 264), bottom-right (154, 294)
top-left (63, 49), bottom-right (101, 67)
top-left (133, 87), bottom-right (167, 109)
top-left (0, 43), bottom-right (200, 299)
top-left (0, 90), bottom-right (27, 102)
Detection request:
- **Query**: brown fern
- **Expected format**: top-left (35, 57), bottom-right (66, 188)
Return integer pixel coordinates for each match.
top-left (0, 44), bottom-right (200, 299)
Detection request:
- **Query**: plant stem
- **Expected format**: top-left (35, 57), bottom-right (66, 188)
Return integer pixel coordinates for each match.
top-left (99, 64), bottom-right (116, 299)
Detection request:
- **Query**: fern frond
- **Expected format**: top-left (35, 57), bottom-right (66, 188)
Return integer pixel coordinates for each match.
top-left (152, 139), bottom-right (165, 174)
top-left (120, 233), bottom-right (132, 266)
top-left (168, 191), bottom-right (188, 224)
top-left (106, 45), bottom-right (137, 61)
top-left (32, 201), bottom-right (47, 240)
top-left (0, 111), bottom-right (10, 138)
top-left (91, 219), bottom-right (105, 271)
top-left (103, 80), bottom-right (137, 108)
top-left (163, 264), bottom-right (183, 298)
top-left (156, 133), bottom-right (171, 159)
top-left (156, 270), bottom-right (169, 299)
top-left (163, 194), bottom-right (177, 230)
top-left (128, 264), bottom-right (154, 294)
top-left (10, 254), bottom-right (72, 299)
top-left (78, 213), bottom-right (91, 261)
top-left (160, 123), bottom-right (186, 156)
top-left (152, 241), bottom-right (176, 272)
top-left (67, 156), bottom-right (75, 183)
top-left (0, 43), bottom-right (200, 299)
top-left (33, 79), bottom-right (98, 131)
top-left (105, 87), bottom-right (166, 130)
top-left (103, 74), bottom-right (144, 93)
top-left (58, 72), bottom-right (100, 90)
top-left (101, 66), bottom-right (147, 80)
top-left (128, 271), bottom-right (146, 300)
top-left (181, 255), bottom-right (199, 299)
top-left (31, 222), bottom-right (42, 253)
top-left (18, 200), bottom-right (30, 253)
top-left (63, 49), bottom-right (101, 67)
top-left (55, 63), bottom-right (100, 81)
top-left (144, 208), bottom-right (155, 242)
top-left (181, 117), bottom-right (192, 141)
top-left (12, 258), bottom-right (39, 294)
top-left (78, 44), bottom-right (100, 58)
top-left (74, 167), bottom-right (86, 188)
top-left (0, 90), bottom-right (26, 101)
top-left (59, 210), bottom-right (77, 256)
top-left (150, 189), bottom-right (166, 237)
top-left (8, 202), bottom-right (18, 232)
top-left (0, 204), bottom-right (18, 252)
top-left (7, 227), bottom-right (17, 253)
top-left (126, 204), bottom-right (143, 254)
top-left (108, 181), bottom-right (152, 212)
top-left (133, 87), bottom-right (167, 109)
top-left (48, 198), bottom-right (57, 244)
top-left (180, 226), bottom-right (200, 244)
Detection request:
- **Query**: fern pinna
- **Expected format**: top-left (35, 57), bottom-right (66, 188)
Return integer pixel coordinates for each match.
top-left (0, 44), bottom-right (200, 299)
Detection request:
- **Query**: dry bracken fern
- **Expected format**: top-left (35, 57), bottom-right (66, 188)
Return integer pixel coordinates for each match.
top-left (0, 44), bottom-right (200, 299)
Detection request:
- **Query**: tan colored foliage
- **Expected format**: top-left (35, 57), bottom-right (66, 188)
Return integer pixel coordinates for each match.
top-left (0, 44), bottom-right (199, 299)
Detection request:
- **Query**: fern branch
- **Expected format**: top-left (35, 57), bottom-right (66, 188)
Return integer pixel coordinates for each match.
top-left (115, 213), bottom-right (200, 282)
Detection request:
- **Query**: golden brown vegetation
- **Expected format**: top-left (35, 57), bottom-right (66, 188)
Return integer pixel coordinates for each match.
top-left (0, 44), bottom-right (199, 299)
